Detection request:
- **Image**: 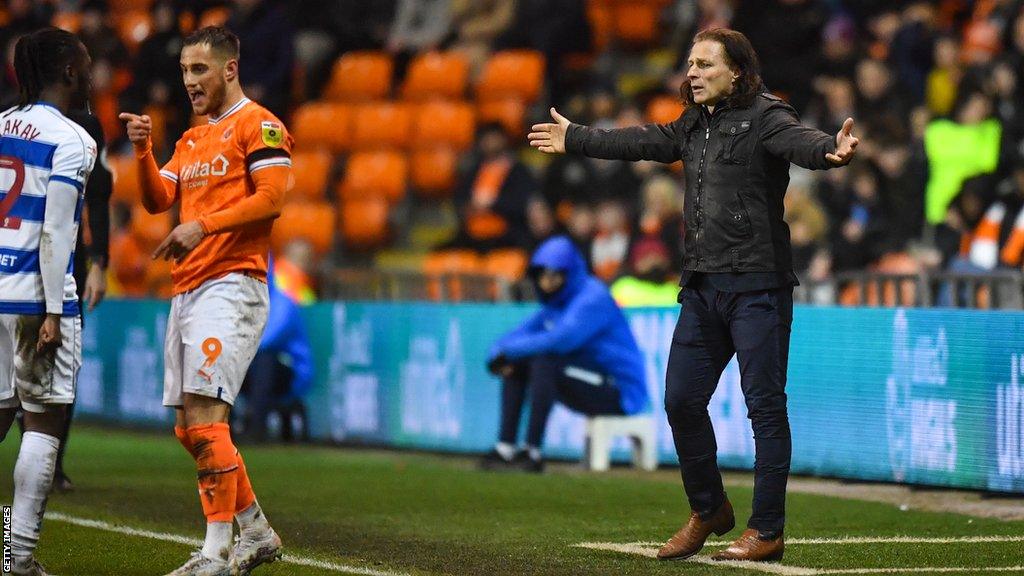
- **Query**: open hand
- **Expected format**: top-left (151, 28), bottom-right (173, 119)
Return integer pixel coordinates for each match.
top-left (528, 108), bottom-right (572, 154)
top-left (83, 264), bottom-right (107, 311)
top-left (826, 117), bottom-right (859, 166)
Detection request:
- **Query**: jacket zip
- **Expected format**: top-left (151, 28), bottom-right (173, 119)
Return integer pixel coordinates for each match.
top-left (695, 125), bottom-right (710, 267)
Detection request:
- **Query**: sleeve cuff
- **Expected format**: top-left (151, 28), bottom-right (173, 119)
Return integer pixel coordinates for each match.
top-left (196, 216), bottom-right (214, 234)
top-left (564, 124), bottom-right (584, 154)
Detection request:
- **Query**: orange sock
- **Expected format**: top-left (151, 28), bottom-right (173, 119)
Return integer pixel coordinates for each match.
top-left (187, 423), bottom-right (238, 523)
top-left (174, 426), bottom-right (197, 459)
top-left (234, 450), bottom-right (256, 514)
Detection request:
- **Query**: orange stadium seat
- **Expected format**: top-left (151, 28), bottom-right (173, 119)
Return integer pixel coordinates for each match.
top-left (109, 0), bottom-right (151, 12)
top-left (198, 6), bottom-right (231, 28)
top-left (116, 11), bottom-right (153, 52)
top-left (424, 250), bottom-right (483, 275)
top-left (337, 150), bottom-right (408, 204)
top-left (411, 101), bottom-right (476, 151)
top-left (109, 154), bottom-right (140, 204)
top-left (614, 2), bottom-right (660, 45)
top-left (340, 198), bottom-right (390, 249)
top-left (476, 50), bottom-right (545, 103)
top-left (288, 150), bottom-right (333, 202)
top-left (350, 102), bottom-right (413, 150)
top-left (586, 1), bottom-right (614, 51)
top-left (401, 51), bottom-right (470, 100)
top-left (291, 103), bottom-right (352, 153)
top-left (322, 52), bottom-right (393, 102)
top-left (477, 98), bottom-right (527, 138)
top-left (410, 148), bottom-right (459, 199)
top-left (52, 12), bottom-right (82, 33)
top-left (646, 94), bottom-right (685, 124)
top-left (484, 248), bottom-right (529, 280)
top-left (272, 201), bottom-right (336, 255)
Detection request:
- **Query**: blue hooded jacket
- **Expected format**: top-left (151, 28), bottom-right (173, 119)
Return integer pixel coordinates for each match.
top-left (488, 236), bottom-right (649, 415)
top-left (261, 260), bottom-right (314, 400)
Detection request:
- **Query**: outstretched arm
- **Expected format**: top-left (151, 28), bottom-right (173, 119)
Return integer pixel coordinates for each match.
top-left (529, 107), bottom-right (683, 163)
top-left (761, 101), bottom-right (858, 170)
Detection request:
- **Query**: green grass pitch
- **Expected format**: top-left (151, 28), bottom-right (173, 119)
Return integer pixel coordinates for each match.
top-left (1, 425), bottom-right (1021, 575)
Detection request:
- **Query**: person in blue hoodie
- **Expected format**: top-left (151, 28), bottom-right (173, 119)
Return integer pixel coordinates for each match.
top-left (238, 258), bottom-right (315, 442)
top-left (482, 235), bottom-right (649, 472)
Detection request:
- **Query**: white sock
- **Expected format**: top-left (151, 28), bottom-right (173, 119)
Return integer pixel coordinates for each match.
top-left (201, 521), bottom-right (233, 562)
top-left (495, 442), bottom-right (516, 460)
top-left (236, 502), bottom-right (271, 538)
top-left (525, 445), bottom-right (542, 461)
top-left (11, 432), bottom-right (60, 560)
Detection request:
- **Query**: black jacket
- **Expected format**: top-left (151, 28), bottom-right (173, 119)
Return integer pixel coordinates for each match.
top-left (565, 93), bottom-right (836, 275)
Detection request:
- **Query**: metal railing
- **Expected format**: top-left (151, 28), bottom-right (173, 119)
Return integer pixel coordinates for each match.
top-left (322, 268), bottom-right (1024, 309)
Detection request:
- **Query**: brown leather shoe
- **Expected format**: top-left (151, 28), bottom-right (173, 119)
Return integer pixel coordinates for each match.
top-left (711, 528), bottom-right (784, 561)
top-left (657, 499), bottom-right (735, 560)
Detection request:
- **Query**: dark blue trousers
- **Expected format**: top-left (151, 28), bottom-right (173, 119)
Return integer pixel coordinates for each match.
top-left (665, 281), bottom-right (793, 533)
top-left (499, 355), bottom-right (624, 448)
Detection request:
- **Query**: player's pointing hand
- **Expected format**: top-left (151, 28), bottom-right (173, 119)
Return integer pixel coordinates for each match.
top-left (152, 221), bottom-right (206, 263)
top-left (118, 112), bottom-right (152, 148)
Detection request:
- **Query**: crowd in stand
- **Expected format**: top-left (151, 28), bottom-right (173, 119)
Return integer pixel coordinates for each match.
top-left (3, 0), bottom-right (1024, 304)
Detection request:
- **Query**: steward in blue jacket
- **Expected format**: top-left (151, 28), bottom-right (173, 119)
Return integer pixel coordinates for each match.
top-left (481, 235), bottom-right (649, 472)
top-left (238, 260), bottom-right (314, 442)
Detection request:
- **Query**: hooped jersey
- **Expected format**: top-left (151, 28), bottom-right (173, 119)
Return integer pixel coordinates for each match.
top-left (159, 98), bottom-right (293, 294)
top-left (0, 103), bottom-right (96, 316)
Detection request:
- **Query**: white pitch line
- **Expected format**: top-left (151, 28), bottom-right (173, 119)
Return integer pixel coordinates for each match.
top-left (627, 534), bottom-right (1024, 546)
top-left (572, 542), bottom-right (816, 575)
top-left (46, 512), bottom-right (409, 576)
top-left (818, 568), bottom-right (1024, 574)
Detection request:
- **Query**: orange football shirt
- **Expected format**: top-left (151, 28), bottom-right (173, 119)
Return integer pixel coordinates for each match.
top-left (158, 98), bottom-right (293, 294)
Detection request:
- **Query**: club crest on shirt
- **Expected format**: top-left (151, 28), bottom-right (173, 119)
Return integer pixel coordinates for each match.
top-left (221, 127), bottom-right (234, 141)
top-left (261, 121), bottom-right (283, 148)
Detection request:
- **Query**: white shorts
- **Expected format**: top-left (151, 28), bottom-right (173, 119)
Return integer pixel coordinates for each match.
top-left (163, 273), bottom-right (269, 407)
top-left (0, 313), bottom-right (81, 413)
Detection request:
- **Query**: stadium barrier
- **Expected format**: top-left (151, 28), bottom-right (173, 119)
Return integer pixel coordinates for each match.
top-left (321, 270), bottom-right (1024, 308)
top-left (79, 300), bottom-right (1024, 493)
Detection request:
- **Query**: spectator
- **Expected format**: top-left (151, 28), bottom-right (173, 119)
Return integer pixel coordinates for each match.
top-left (274, 239), bottom-right (318, 305)
top-left (448, 0), bottom-right (515, 77)
top-left (855, 58), bottom-right (911, 138)
top-left (525, 196), bottom-right (562, 251)
top-left (783, 175), bottom-right (829, 276)
top-left (481, 235), bottom-right (649, 472)
top-left (829, 166), bottom-right (890, 272)
top-left (236, 262), bottom-right (314, 443)
top-left (79, 0), bottom-right (129, 68)
top-left (924, 90), bottom-right (1002, 225)
top-left (120, 0), bottom-right (188, 157)
top-left (926, 34), bottom-right (961, 116)
top-left (590, 200), bottom-right (631, 282)
top-left (387, 0), bottom-right (452, 81)
top-left (611, 237), bottom-right (680, 307)
top-left (227, 0), bottom-right (295, 120)
top-left (442, 122), bottom-right (535, 253)
top-left (636, 174), bottom-right (685, 272)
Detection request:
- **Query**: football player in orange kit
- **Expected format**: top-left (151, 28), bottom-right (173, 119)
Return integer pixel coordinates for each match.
top-left (119, 26), bottom-right (291, 576)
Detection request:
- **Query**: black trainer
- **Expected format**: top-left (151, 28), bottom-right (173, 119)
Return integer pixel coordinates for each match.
top-left (512, 450), bottom-right (545, 473)
top-left (479, 449), bottom-right (516, 471)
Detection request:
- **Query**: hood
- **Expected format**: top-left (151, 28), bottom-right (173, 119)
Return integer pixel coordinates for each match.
top-left (529, 235), bottom-right (588, 305)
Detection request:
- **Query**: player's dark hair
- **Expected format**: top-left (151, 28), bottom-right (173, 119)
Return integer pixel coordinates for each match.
top-left (680, 28), bottom-right (764, 108)
top-left (183, 26), bottom-right (240, 60)
top-left (13, 27), bottom-right (84, 110)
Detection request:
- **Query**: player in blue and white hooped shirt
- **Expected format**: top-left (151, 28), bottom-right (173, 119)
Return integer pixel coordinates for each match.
top-left (0, 28), bottom-right (96, 576)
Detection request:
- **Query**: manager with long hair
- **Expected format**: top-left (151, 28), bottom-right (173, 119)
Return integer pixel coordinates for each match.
top-left (529, 28), bottom-right (858, 562)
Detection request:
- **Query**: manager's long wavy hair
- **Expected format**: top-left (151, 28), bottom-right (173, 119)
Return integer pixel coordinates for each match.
top-left (679, 28), bottom-right (764, 109)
